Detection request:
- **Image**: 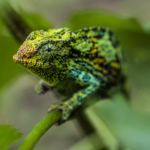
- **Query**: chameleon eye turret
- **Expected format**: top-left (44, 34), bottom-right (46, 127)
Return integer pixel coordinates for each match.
top-left (13, 27), bottom-right (127, 124)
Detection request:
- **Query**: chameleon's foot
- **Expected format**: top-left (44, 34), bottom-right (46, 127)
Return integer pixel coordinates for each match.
top-left (35, 81), bottom-right (53, 95)
top-left (48, 102), bottom-right (73, 124)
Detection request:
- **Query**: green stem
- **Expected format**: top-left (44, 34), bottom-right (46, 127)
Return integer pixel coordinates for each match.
top-left (18, 110), bottom-right (61, 150)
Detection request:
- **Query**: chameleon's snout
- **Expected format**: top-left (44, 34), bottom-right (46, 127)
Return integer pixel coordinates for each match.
top-left (13, 53), bottom-right (21, 63)
top-left (13, 52), bottom-right (30, 64)
top-left (13, 47), bottom-right (32, 64)
top-left (13, 39), bottom-right (38, 64)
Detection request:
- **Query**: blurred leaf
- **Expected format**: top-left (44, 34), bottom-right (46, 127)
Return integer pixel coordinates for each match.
top-left (0, 22), bottom-right (22, 90)
top-left (1, 4), bottom-right (32, 43)
top-left (68, 133), bottom-right (104, 150)
top-left (0, 6), bottom-right (52, 91)
top-left (0, 124), bottom-right (22, 150)
top-left (86, 93), bottom-right (150, 150)
top-left (22, 13), bottom-right (53, 30)
top-left (86, 101), bottom-right (119, 150)
top-left (65, 9), bottom-right (150, 50)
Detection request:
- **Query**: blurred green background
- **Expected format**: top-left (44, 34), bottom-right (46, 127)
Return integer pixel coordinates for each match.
top-left (0, 0), bottom-right (150, 150)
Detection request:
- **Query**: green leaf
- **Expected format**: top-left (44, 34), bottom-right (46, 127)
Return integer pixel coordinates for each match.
top-left (86, 110), bottom-right (118, 150)
top-left (0, 124), bottom-right (22, 150)
top-left (65, 9), bottom-right (150, 50)
top-left (86, 93), bottom-right (150, 150)
top-left (68, 133), bottom-right (104, 150)
top-left (21, 13), bottom-right (53, 30)
top-left (0, 22), bottom-right (23, 90)
top-left (0, 12), bottom-right (52, 90)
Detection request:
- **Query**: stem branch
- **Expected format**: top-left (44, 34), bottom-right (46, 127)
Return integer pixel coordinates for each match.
top-left (18, 110), bottom-right (61, 150)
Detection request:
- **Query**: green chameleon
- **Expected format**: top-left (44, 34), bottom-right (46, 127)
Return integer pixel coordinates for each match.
top-left (13, 27), bottom-right (127, 124)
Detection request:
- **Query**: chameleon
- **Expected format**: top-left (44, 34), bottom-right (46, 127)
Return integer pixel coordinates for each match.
top-left (13, 27), bottom-right (127, 124)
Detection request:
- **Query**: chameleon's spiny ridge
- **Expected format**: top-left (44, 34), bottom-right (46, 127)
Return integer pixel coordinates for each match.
top-left (13, 27), bottom-right (127, 124)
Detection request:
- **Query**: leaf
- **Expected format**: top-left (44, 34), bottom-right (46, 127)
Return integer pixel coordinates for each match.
top-left (68, 133), bottom-right (104, 150)
top-left (0, 11), bottom-right (52, 90)
top-left (0, 24), bottom-right (23, 90)
top-left (86, 93), bottom-right (150, 150)
top-left (65, 9), bottom-right (150, 50)
top-left (0, 124), bottom-right (22, 150)
top-left (86, 108), bottom-right (118, 150)
top-left (21, 13), bottom-right (53, 30)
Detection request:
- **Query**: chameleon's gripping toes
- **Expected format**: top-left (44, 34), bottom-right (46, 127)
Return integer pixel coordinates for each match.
top-left (13, 27), bottom-right (126, 124)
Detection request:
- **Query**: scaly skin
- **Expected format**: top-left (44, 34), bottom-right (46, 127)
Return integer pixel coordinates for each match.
top-left (13, 27), bottom-right (127, 124)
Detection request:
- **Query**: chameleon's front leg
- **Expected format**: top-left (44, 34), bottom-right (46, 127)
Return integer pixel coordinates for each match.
top-left (48, 68), bottom-right (100, 124)
top-left (35, 79), bottom-right (53, 94)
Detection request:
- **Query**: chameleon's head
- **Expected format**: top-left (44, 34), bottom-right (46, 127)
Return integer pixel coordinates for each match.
top-left (13, 28), bottom-right (73, 79)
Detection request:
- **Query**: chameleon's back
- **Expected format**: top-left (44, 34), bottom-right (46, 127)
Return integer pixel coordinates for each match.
top-left (70, 27), bottom-right (125, 84)
top-left (54, 27), bottom-right (127, 99)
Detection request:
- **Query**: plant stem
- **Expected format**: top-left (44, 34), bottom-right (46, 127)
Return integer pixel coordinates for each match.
top-left (18, 110), bottom-right (61, 150)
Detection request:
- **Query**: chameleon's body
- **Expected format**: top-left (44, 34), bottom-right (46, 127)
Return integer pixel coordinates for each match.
top-left (13, 27), bottom-right (127, 123)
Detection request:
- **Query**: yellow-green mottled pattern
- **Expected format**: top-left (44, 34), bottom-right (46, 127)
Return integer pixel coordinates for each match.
top-left (13, 27), bottom-right (127, 124)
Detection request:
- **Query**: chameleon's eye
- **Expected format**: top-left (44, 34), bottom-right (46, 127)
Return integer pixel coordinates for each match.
top-left (41, 44), bottom-right (54, 54)
top-left (46, 48), bottom-right (52, 53)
